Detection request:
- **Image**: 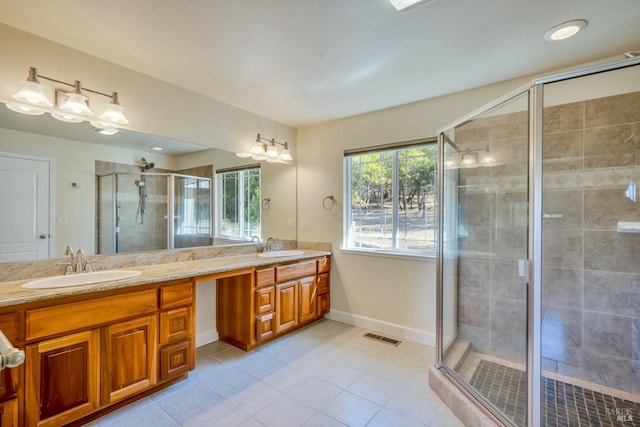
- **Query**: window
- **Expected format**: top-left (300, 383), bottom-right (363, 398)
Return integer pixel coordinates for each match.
top-left (216, 166), bottom-right (261, 240)
top-left (344, 140), bottom-right (437, 256)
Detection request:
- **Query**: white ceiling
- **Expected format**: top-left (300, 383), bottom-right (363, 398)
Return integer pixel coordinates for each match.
top-left (1, 0), bottom-right (639, 128)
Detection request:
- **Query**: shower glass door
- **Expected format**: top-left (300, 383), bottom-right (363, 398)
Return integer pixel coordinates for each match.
top-left (172, 175), bottom-right (212, 249)
top-left (439, 90), bottom-right (531, 426)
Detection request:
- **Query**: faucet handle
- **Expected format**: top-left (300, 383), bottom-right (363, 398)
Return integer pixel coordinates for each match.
top-left (56, 262), bottom-right (74, 275)
top-left (83, 262), bottom-right (93, 273)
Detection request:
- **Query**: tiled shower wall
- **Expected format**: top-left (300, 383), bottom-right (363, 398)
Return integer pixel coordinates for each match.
top-left (455, 90), bottom-right (640, 394)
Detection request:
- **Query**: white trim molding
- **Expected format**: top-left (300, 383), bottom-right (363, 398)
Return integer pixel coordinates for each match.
top-left (326, 309), bottom-right (435, 347)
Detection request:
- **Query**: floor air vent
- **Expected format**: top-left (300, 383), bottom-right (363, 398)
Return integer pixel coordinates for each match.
top-left (363, 332), bottom-right (401, 346)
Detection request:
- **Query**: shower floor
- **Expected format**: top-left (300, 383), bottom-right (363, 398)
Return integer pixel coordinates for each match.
top-left (469, 359), bottom-right (640, 426)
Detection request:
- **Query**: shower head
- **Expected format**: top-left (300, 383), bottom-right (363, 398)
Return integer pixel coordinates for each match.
top-left (141, 158), bottom-right (155, 171)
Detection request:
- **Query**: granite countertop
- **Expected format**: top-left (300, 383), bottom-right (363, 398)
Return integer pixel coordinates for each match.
top-left (0, 249), bottom-right (331, 308)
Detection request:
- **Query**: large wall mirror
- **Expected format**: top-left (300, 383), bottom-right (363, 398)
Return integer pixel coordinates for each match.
top-left (0, 104), bottom-right (297, 262)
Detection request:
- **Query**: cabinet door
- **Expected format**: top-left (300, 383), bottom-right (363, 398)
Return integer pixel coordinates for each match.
top-left (0, 366), bottom-right (18, 402)
top-left (255, 286), bottom-right (275, 315)
top-left (317, 293), bottom-right (330, 317)
top-left (26, 329), bottom-right (100, 427)
top-left (101, 315), bottom-right (158, 405)
top-left (255, 313), bottom-right (274, 343)
top-left (0, 398), bottom-right (18, 427)
top-left (160, 340), bottom-right (192, 381)
top-left (160, 307), bottom-right (192, 346)
top-left (299, 276), bottom-right (317, 324)
top-left (275, 281), bottom-right (298, 334)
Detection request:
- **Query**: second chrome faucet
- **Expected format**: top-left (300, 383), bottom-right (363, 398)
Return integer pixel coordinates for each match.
top-left (62, 246), bottom-right (93, 274)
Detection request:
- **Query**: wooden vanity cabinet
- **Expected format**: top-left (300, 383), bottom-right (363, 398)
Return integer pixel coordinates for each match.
top-left (219, 256), bottom-right (331, 351)
top-left (22, 279), bottom-right (196, 426)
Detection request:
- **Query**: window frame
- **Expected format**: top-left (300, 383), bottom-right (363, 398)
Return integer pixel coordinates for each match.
top-left (343, 137), bottom-right (438, 258)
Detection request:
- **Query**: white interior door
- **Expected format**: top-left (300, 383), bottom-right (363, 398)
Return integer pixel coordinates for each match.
top-left (0, 153), bottom-right (52, 261)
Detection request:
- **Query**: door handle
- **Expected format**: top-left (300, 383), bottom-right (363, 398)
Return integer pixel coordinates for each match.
top-left (39, 234), bottom-right (49, 239)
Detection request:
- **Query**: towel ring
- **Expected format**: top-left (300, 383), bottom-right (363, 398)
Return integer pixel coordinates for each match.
top-left (261, 198), bottom-right (271, 210)
top-left (323, 195), bottom-right (335, 210)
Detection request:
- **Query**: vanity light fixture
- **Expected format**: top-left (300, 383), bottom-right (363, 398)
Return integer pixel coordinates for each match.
top-left (388, 0), bottom-right (431, 11)
top-left (237, 134), bottom-right (293, 163)
top-left (544, 19), bottom-right (588, 41)
top-left (6, 66), bottom-right (129, 132)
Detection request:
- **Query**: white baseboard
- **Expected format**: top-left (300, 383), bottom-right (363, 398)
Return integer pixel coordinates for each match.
top-left (325, 309), bottom-right (435, 347)
top-left (196, 329), bottom-right (219, 348)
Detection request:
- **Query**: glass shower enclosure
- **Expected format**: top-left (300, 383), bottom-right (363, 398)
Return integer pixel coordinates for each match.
top-left (437, 57), bottom-right (640, 426)
top-left (97, 172), bottom-right (211, 253)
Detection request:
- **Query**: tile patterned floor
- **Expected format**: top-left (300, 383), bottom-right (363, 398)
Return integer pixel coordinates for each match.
top-left (471, 359), bottom-right (640, 427)
top-left (87, 320), bottom-right (462, 427)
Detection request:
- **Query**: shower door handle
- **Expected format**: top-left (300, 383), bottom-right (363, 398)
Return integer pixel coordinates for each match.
top-left (518, 259), bottom-right (529, 278)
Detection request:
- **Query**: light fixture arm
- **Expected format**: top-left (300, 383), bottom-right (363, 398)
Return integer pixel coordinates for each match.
top-left (256, 133), bottom-right (288, 150)
top-left (28, 67), bottom-right (119, 101)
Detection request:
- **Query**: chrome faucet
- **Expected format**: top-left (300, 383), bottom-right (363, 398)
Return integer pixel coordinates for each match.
top-left (251, 235), bottom-right (265, 252)
top-left (60, 247), bottom-right (92, 274)
top-left (266, 237), bottom-right (275, 252)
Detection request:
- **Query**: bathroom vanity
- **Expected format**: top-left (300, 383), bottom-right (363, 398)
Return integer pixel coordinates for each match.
top-left (0, 250), bottom-right (330, 426)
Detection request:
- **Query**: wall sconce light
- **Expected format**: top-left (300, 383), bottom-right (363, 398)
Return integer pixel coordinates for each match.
top-left (6, 67), bottom-right (129, 134)
top-left (237, 134), bottom-right (293, 163)
top-left (445, 146), bottom-right (495, 168)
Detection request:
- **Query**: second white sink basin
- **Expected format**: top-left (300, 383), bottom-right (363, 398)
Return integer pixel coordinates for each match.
top-left (257, 250), bottom-right (305, 258)
top-left (21, 270), bottom-right (142, 289)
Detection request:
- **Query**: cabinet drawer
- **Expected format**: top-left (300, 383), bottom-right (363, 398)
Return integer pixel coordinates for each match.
top-left (276, 261), bottom-right (316, 283)
top-left (0, 312), bottom-right (21, 343)
top-left (317, 257), bottom-right (330, 274)
top-left (160, 281), bottom-right (194, 309)
top-left (256, 268), bottom-right (275, 288)
top-left (160, 340), bottom-right (191, 381)
top-left (26, 289), bottom-right (157, 341)
top-left (255, 286), bottom-right (275, 315)
top-left (255, 313), bottom-right (274, 343)
top-left (160, 307), bottom-right (192, 345)
top-left (316, 273), bottom-right (329, 295)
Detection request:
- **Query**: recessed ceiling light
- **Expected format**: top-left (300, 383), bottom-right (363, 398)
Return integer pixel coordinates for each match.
top-left (389, 0), bottom-right (431, 11)
top-left (151, 146), bottom-right (163, 151)
top-left (544, 19), bottom-right (588, 41)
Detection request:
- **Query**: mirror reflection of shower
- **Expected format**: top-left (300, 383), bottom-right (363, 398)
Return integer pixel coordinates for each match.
top-left (136, 158), bottom-right (155, 224)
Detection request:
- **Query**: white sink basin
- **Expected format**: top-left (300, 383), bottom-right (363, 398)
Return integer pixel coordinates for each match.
top-left (257, 250), bottom-right (305, 258)
top-left (21, 270), bottom-right (142, 289)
